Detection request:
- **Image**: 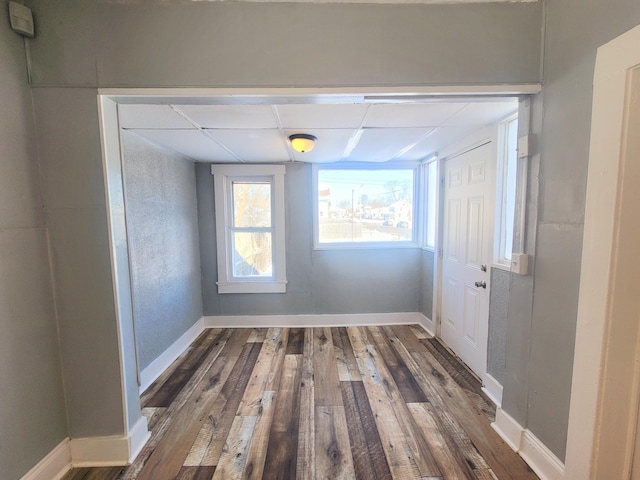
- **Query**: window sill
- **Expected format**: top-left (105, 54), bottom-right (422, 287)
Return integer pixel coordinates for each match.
top-left (313, 242), bottom-right (419, 251)
top-left (492, 261), bottom-right (512, 273)
top-left (217, 281), bottom-right (287, 294)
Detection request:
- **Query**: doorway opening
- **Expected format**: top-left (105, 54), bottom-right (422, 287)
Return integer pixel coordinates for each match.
top-left (97, 86), bottom-right (536, 445)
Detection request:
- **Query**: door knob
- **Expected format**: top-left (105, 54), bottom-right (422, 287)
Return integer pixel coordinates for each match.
top-left (475, 281), bottom-right (487, 289)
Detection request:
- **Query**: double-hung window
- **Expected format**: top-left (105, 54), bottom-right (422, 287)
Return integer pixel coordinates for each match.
top-left (211, 164), bottom-right (286, 293)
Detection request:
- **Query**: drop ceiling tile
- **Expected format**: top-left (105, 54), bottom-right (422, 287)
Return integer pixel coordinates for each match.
top-left (207, 129), bottom-right (291, 162)
top-left (129, 129), bottom-right (240, 162)
top-left (284, 129), bottom-right (357, 163)
top-left (364, 103), bottom-right (467, 128)
top-left (393, 139), bottom-right (438, 162)
top-left (174, 105), bottom-right (279, 129)
top-left (120, 98), bottom-right (519, 165)
top-left (118, 105), bottom-right (194, 129)
top-left (440, 101), bottom-right (518, 127)
top-left (422, 126), bottom-right (480, 156)
top-left (276, 104), bottom-right (369, 129)
top-left (347, 128), bottom-right (433, 162)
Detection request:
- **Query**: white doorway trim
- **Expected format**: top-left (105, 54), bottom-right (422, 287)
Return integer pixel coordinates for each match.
top-left (565, 23), bottom-right (640, 480)
top-left (98, 85), bottom-right (541, 100)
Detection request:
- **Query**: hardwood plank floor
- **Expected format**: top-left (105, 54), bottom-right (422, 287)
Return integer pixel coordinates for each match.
top-left (63, 326), bottom-right (538, 480)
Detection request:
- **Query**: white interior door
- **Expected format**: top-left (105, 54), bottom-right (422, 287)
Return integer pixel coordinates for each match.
top-left (440, 142), bottom-right (495, 377)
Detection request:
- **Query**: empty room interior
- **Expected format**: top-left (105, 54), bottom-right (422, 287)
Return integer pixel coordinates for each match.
top-left (3, 0), bottom-right (640, 479)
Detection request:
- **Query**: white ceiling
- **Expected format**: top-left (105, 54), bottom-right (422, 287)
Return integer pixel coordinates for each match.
top-left (119, 99), bottom-right (518, 163)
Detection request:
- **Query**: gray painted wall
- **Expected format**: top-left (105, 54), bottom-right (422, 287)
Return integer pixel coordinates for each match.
top-left (32, 86), bottom-right (126, 439)
top-left (27, 2), bottom-right (542, 88)
top-left (21, 0), bottom-right (546, 467)
top-left (122, 132), bottom-right (203, 371)
top-left (0, 5), bottom-right (68, 478)
top-left (488, 268), bottom-right (509, 384)
top-left (198, 162), bottom-right (422, 315)
top-left (420, 250), bottom-right (435, 320)
top-left (500, 0), bottom-right (640, 461)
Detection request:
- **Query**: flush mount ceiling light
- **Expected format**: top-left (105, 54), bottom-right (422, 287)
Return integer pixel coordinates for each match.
top-left (289, 134), bottom-right (317, 153)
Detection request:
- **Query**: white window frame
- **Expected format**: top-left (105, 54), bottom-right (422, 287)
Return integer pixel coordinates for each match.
top-left (422, 156), bottom-right (438, 251)
top-left (493, 113), bottom-right (519, 269)
top-left (211, 164), bottom-right (287, 294)
top-left (312, 162), bottom-right (420, 250)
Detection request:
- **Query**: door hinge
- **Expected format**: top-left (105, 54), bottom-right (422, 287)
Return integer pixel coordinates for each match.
top-left (438, 247), bottom-right (443, 258)
top-left (440, 176), bottom-right (445, 188)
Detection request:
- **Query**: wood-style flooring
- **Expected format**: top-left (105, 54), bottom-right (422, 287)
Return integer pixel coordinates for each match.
top-left (63, 325), bottom-right (538, 480)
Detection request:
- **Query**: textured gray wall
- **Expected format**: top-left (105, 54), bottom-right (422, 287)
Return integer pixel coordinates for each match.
top-left (420, 250), bottom-right (435, 320)
top-left (198, 162), bottom-right (422, 315)
top-left (500, 0), bottom-right (640, 461)
top-left (32, 87), bottom-right (126, 439)
top-left (0, 6), bottom-right (68, 478)
top-left (488, 268), bottom-right (510, 384)
top-left (27, 1), bottom-right (542, 88)
top-left (24, 0), bottom-right (543, 455)
top-left (122, 132), bottom-right (203, 371)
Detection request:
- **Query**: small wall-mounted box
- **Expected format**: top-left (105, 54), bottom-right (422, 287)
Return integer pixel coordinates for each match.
top-left (517, 135), bottom-right (530, 159)
top-left (9, 1), bottom-right (35, 38)
top-left (511, 253), bottom-right (529, 275)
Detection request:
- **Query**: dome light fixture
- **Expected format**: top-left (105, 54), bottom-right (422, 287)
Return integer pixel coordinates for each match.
top-left (289, 134), bottom-right (317, 153)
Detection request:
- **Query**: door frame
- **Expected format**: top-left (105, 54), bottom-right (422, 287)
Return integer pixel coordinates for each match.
top-left (564, 23), bottom-right (640, 479)
top-left (434, 126), bottom-right (498, 381)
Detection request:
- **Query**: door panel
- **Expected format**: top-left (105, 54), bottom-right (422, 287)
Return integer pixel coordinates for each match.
top-left (445, 278), bottom-right (458, 328)
top-left (463, 285), bottom-right (480, 344)
top-left (447, 199), bottom-right (461, 262)
top-left (440, 142), bottom-right (495, 377)
top-left (469, 160), bottom-right (486, 184)
top-left (449, 166), bottom-right (463, 187)
top-left (466, 196), bottom-right (484, 267)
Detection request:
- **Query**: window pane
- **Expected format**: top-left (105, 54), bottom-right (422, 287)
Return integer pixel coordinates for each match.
top-left (232, 231), bottom-right (272, 277)
top-left (233, 182), bottom-right (271, 228)
top-left (426, 161), bottom-right (437, 248)
top-left (503, 119), bottom-right (518, 261)
top-left (318, 169), bottom-right (414, 243)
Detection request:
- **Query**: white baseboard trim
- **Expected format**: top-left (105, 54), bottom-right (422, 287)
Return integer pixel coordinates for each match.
top-left (520, 430), bottom-right (565, 480)
top-left (70, 435), bottom-right (128, 467)
top-left (481, 373), bottom-right (503, 407)
top-left (20, 438), bottom-right (71, 480)
top-left (492, 407), bottom-right (565, 480)
top-left (492, 407), bottom-right (523, 452)
top-left (139, 317), bottom-right (205, 394)
top-left (70, 416), bottom-right (150, 467)
top-left (23, 418), bottom-right (150, 477)
top-left (421, 315), bottom-right (436, 336)
top-left (202, 312), bottom-right (430, 329)
top-left (128, 416), bottom-right (151, 463)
